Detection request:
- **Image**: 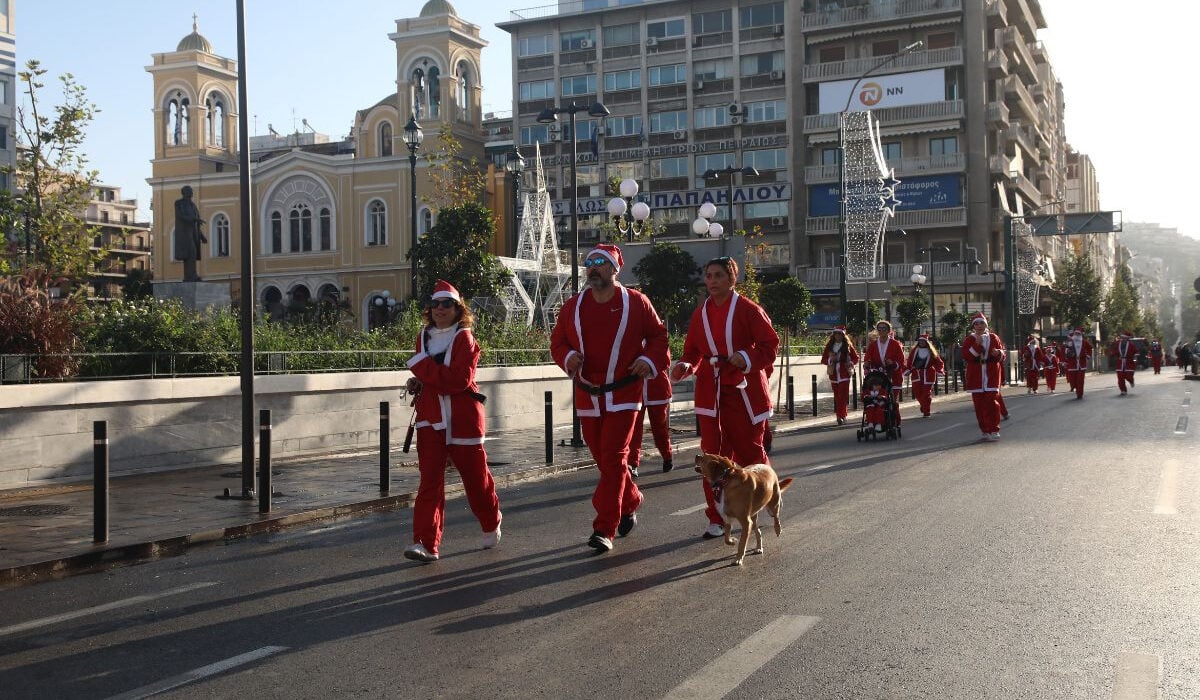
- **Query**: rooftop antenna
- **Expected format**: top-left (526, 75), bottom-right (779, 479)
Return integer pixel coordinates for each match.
top-left (301, 118), bottom-right (316, 133)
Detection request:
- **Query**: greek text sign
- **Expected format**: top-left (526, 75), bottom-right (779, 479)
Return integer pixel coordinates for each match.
top-left (552, 183), bottom-right (791, 216)
top-left (807, 174), bottom-right (961, 217)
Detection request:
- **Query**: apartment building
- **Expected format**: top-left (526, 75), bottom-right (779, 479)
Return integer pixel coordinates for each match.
top-left (86, 185), bottom-right (152, 301)
top-left (0, 0), bottom-right (15, 192)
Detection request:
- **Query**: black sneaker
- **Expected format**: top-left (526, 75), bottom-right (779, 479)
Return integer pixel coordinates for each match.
top-left (587, 532), bottom-right (613, 552)
top-left (661, 459), bottom-right (674, 473)
top-left (618, 512), bottom-right (637, 537)
top-left (628, 464), bottom-right (639, 479)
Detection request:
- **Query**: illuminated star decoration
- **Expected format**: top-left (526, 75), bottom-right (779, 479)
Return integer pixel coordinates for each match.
top-left (841, 113), bottom-right (898, 280)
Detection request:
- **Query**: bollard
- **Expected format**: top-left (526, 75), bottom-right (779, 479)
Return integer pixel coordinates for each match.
top-left (259, 409), bottom-right (272, 514)
top-left (787, 376), bottom-right (795, 420)
top-left (93, 421), bottom-right (108, 544)
top-left (851, 371), bottom-right (859, 410)
top-left (695, 415), bottom-right (702, 437)
top-left (544, 391), bottom-right (554, 464)
top-left (380, 401), bottom-right (390, 495)
top-left (954, 369), bottom-right (960, 392)
top-left (944, 371), bottom-right (950, 395)
top-left (811, 374), bottom-right (818, 417)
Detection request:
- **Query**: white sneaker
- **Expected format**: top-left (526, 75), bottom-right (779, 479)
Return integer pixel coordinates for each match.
top-left (403, 543), bottom-right (438, 563)
top-left (482, 525), bottom-right (501, 549)
top-left (702, 523), bottom-right (725, 539)
top-left (989, 433), bottom-right (1001, 441)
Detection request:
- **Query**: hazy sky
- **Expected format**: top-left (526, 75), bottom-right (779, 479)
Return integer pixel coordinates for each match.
top-left (15, 1), bottom-right (1197, 239)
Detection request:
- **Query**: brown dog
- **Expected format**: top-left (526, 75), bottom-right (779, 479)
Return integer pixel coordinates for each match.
top-left (694, 454), bottom-right (793, 565)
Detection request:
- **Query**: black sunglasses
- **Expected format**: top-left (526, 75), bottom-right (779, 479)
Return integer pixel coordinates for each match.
top-left (426, 298), bottom-right (457, 309)
top-left (706, 256), bottom-right (732, 266)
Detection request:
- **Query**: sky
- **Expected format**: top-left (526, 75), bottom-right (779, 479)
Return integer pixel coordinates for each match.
top-left (14, 0), bottom-right (1198, 239)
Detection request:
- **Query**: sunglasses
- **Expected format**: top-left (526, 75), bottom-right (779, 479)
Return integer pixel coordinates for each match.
top-left (706, 256), bottom-right (732, 266)
top-left (583, 256), bottom-right (611, 268)
top-left (426, 298), bottom-right (457, 309)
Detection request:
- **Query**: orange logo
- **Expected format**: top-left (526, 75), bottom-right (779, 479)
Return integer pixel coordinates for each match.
top-left (859, 82), bottom-right (883, 106)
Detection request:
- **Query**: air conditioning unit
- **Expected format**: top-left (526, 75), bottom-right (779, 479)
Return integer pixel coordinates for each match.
top-left (728, 103), bottom-right (744, 116)
top-left (693, 79), bottom-right (705, 90)
top-left (579, 39), bottom-right (594, 49)
top-left (770, 70), bottom-right (785, 80)
top-left (771, 216), bottom-right (787, 226)
top-left (773, 24), bottom-right (785, 38)
top-left (730, 115), bottom-right (743, 125)
top-left (672, 130), bottom-right (688, 141)
top-left (646, 36), bottom-right (659, 48)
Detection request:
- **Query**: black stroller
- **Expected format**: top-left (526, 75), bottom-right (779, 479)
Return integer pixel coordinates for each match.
top-left (856, 368), bottom-right (902, 441)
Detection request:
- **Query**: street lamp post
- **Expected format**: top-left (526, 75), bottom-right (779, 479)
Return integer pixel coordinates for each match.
top-left (702, 165), bottom-right (759, 252)
top-left (952, 254), bottom-right (982, 316)
top-left (607, 178), bottom-right (652, 241)
top-left (838, 40), bottom-right (924, 325)
top-left (914, 245), bottom-right (950, 344)
top-left (537, 101), bottom-right (610, 449)
top-left (505, 147), bottom-right (525, 254)
top-left (402, 116), bottom-right (424, 299)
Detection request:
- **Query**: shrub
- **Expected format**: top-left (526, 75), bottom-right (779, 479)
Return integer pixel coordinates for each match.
top-left (0, 268), bottom-right (82, 378)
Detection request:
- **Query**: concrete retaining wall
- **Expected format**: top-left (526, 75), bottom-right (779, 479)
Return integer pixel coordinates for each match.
top-left (0, 356), bottom-right (828, 490)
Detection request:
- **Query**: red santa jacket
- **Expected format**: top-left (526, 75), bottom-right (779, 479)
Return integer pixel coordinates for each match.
top-left (405, 325), bottom-right (486, 445)
top-left (675, 292), bottom-right (779, 425)
top-left (643, 361), bottom-right (673, 406)
top-left (1021, 344), bottom-right (1047, 372)
top-left (550, 284), bottom-right (669, 417)
top-left (904, 346), bottom-right (945, 385)
top-left (1109, 339), bottom-right (1139, 373)
top-left (1062, 337), bottom-right (1092, 372)
top-left (821, 343), bottom-right (859, 384)
top-left (864, 336), bottom-right (907, 387)
top-left (1043, 345), bottom-right (1060, 375)
top-left (961, 331), bottom-right (1005, 392)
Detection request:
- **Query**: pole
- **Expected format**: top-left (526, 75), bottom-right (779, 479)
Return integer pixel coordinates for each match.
top-left (837, 115), bottom-right (848, 326)
top-left (511, 171), bottom-right (520, 256)
top-left (724, 172), bottom-right (734, 257)
top-left (410, 149), bottom-right (419, 298)
top-left (379, 400), bottom-right (390, 495)
top-left (93, 420), bottom-right (108, 543)
top-left (929, 250), bottom-right (937, 346)
top-left (236, 0), bottom-right (257, 499)
top-left (544, 391), bottom-right (554, 464)
top-left (568, 108), bottom-right (584, 448)
top-left (1004, 215), bottom-right (1018, 385)
top-left (811, 374), bottom-right (818, 417)
top-left (787, 376), bottom-right (795, 420)
top-left (258, 409), bottom-right (272, 514)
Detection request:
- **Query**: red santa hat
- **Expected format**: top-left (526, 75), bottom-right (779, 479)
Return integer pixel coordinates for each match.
top-left (1071, 327), bottom-right (1085, 336)
top-left (970, 311), bottom-right (987, 326)
top-left (1026, 335), bottom-right (1038, 343)
top-left (1120, 330), bottom-right (1133, 339)
top-left (917, 333), bottom-right (931, 343)
top-left (586, 243), bottom-right (623, 272)
top-left (430, 279), bottom-right (461, 302)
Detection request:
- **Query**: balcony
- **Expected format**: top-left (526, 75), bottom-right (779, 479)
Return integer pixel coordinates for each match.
top-left (747, 243), bottom-right (791, 268)
top-left (802, 46), bottom-right (963, 83)
top-left (805, 207), bottom-right (966, 235)
top-left (1003, 75), bottom-right (1038, 121)
top-left (985, 0), bottom-right (1008, 27)
top-left (804, 152), bottom-right (966, 184)
top-left (986, 101), bottom-right (1010, 126)
top-left (804, 100), bottom-right (964, 132)
top-left (1005, 120), bottom-right (1038, 157)
top-left (986, 48), bottom-right (1009, 78)
top-left (1030, 40), bottom-right (1048, 64)
top-left (801, 0), bottom-right (963, 32)
top-left (1002, 27), bottom-right (1038, 83)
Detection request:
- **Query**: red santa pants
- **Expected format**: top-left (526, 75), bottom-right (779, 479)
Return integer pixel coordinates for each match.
top-left (997, 390), bottom-right (1009, 418)
top-left (580, 406), bottom-right (643, 538)
top-left (832, 380), bottom-right (851, 420)
top-left (912, 381), bottom-right (933, 415)
top-left (413, 427), bottom-right (501, 555)
top-left (1152, 358), bottom-right (1162, 374)
top-left (1116, 370), bottom-right (1134, 392)
top-left (1067, 370), bottom-right (1086, 398)
top-left (1044, 368), bottom-right (1058, 391)
top-left (971, 391), bottom-right (1002, 435)
top-left (865, 405), bottom-right (887, 425)
top-left (1025, 369), bottom-right (1040, 392)
top-left (700, 387), bottom-right (768, 525)
top-left (630, 403), bottom-right (673, 467)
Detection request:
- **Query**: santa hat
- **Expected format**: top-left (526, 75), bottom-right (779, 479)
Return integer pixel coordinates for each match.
top-left (971, 311), bottom-right (987, 325)
top-left (1027, 335), bottom-right (1038, 343)
top-left (430, 279), bottom-right (461, 302)
top-left (1071, 327), bottom-right (1085, 336)
top-left (917, 333), bottom-right (930, 343)
top-left (1120, 330), bottom-right (1133, 339)
top-left (586, 243), bottom-right (623, 272)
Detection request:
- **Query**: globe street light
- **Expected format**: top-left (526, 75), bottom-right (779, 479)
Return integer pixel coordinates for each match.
top-left (402, 116), bottom-right (424, 299)
top-left (915, 245), bottom-right (950, 345)
top-left (607, 178), bottom-right (652, 241)
top-left (702, 164), bottom-right (760, 239)
top-left (692, 202), bottom-right (726, 251)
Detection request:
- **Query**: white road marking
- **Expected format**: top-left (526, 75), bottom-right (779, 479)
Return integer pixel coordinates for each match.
top-left (1110, 651), bottom-right (1161, 700)
top-left (1175, 416), bottom-right (1188, 435)
top-left (106, 646), bottom-right (289, 700)
top-left (664, 615), bottom-right (820, 699)
top-left (801, 464), bottom-right (836, 475)
top-left (305, 521), bottom-right (365, 535)
top-left (671, 503), bottom-right (708, 516)
top-left (908, 422), bottom-right (965, 441)
top-left (0, 581), bottom-right (218, 639)
top-left (1153, 460), bottom-right (1179, 516)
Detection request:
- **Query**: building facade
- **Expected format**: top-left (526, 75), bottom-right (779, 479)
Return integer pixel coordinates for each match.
top-left (85, 185), bottom-right (152, 301)
top-left (0, 0), bottom-right (15, 192)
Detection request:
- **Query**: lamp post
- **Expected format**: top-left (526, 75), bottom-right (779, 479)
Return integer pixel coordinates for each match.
top-left (607, 178), bottom-right (652, 241)
top-left (505, 147), bottom-right (526, 254)
top-left (537, 100), bottom-right (610, 449)
top-left (951, 253), bottom-right (982, 315)
top-left (914, 245), bottom-right (950, 344)
top-left (702, 164), bottom-right (759, 243)
top-left (692, 202), bottom-right (725, 240)
top-left (838, 40), bottom-right (924, 325)
top-left (402, 116), bottom-right (424, 299)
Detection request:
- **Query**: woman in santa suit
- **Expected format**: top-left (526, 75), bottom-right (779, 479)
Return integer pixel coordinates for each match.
top-left (863, 320), bottom-right (907, 423)
top-left (1062, 327), bottom-right (1093, 399)
top-left (961, 311), bottom-right (1006, 441)
top-left (821, 326), bottom-right (859, 425)
top-left (402, 280), bottom-right (502, 563)
top-left (905, 333), bottom-right (944, 417)
top-left (1042, 341), bottom-right (1061, 393)
top-left (1109, 330), bottom-right (1139, 396)
top-left (671, 256), bottom-right (779, 540)
top-left (1021, 335), bottom-right (1047, 394)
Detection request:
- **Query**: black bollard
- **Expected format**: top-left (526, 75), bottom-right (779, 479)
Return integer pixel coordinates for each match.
top-left (93, 421), bottom-right (108, 544)
top-left (811, 374), bottom-right (818, 417)
top-left (787, 376), bottom-right (795, 420)
top-left (380, 401), bottom-right (390, 495)
top-left (954, 369), bottom-right (960, 392)
top-left (544, 391), bottom-right (554, 464)
top-left (259, 409), bottom-right (272, 514)
top-left (851, 371), bottom-right (859, 410)
top-left (944, 371), bottom-right (950, 395)
top-left (695, 415), bottom-right (702, 437)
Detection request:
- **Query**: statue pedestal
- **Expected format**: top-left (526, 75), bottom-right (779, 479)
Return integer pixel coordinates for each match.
top-left (154, 281), bottom-right (232, 313)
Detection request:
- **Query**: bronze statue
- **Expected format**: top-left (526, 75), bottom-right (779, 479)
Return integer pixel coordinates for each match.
top-left (173, 185), bottom-right (207, 282)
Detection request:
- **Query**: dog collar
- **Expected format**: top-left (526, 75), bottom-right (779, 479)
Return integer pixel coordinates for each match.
top-left (711, 467), bottom-right (732, 502)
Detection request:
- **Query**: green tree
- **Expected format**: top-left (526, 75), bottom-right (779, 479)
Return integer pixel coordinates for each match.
top-left (1140, 308), bottom-right (1160, 339)
top-left (409, 200), bottom-right (509, 302)
top-left (0, 60), bottom-right (102, 281)
top-left (759, 277), bottom-right (814, 336)
top-left (420, 127), bottom-right (488, 210)
top-left (938, 305), bottom-right (969, 363)
top-left (845, 301), bottom-right (881, 340)
top-left (120, 268), bottom-right (154, 300)
top-left (1048, 252), bottom-right (1103, 330)
top-left (895, 290), bottom-right (930, 341)
top-left (632, 241), bottom-right (699, 332)
top-left (1101, 266), bottom-right (1141, 340)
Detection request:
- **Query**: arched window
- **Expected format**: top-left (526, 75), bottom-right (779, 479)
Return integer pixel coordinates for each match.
top-left (212, 213), bottom-right (230, 257)
top-left (418, 207), bottom-right (434, 235)
top-left (270, 212), bottom-right (282, 254)
top-left (367, 200), bottom-right (387, 246)
top-left (265, 174), bottom-right (335, 254)
top-left (320, 208), bottom-right (331, 250)
top-left (456, 61), bottom-right (471, 121)
top-left (428, 66), bottom-right (441, 118)
top-left (290, 203), bottom-right (313, 252)
top-left (166, 91), bottom-right (191, 146)
top-left (262, 286), bottom-right (283, 320)
top-left (379, 121), bottom-right (393, 157)
top-left (411, 67), bottom-right (426, 118)
top-left (206, 95), bottom-right (226, 148)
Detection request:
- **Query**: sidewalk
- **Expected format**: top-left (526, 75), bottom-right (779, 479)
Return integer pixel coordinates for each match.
top-left (0, 386), bottom-right (980, 588)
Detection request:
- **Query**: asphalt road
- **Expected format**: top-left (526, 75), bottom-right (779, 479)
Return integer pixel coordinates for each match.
top-left (0, 371), bottom-right (1196, 699)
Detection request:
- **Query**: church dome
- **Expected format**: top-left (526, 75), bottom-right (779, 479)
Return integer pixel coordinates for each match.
top-left (419, 0), bottom-right (458, 17)
top-left (176, 19), bottom-right (213, 53)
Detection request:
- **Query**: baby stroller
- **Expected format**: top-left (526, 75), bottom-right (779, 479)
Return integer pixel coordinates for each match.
top-left (856, 369), bottom-right (902, 441)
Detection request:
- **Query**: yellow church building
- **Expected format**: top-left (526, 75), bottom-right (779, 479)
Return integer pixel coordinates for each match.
top-left (146, 0), bottom-right (496, 328)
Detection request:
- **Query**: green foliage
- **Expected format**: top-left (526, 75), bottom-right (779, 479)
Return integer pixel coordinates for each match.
top-left (938, 306), bottom-right (969, 360)
top-left (409, 200), bottom-right (509, 303)
top-left (632, 241), bottom-right (699, 332)
top-left (0, 267), bottom-right (83, 377)
top-left (895, 290), bottom-right (929, 341)
top-left (1048, 252), bottom-right (1103, 330)
top-left (0, 60), bottom-right (103, 282)
top-left (759, 277), bottom-right (814, 335)
top-left (1101, 266), bottom-right (1142, 341)
top-left (1140, 308), bottom-right (1160, 340)
top-left (119, 268), bottom-right (154, 300)
top-left (844, 301), bottom-right (881, 340)
top-left (421, 127), bottom-right (488, 210)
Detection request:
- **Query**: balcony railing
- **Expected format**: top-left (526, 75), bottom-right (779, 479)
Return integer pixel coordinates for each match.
top-left (806, 207), bottom-right (967, 235)
top-left (804, 152), bottom-right (966, 184)
top-left (802, 46), bottom-right (963, 83)
top-left (1002, 27), bottom-right (1037, 82)
top-left (1003, 75), bottom-right (1038, 121)
top-left (986, 48), bottom-right (1009, 77)
top-left (986, 101), bottom-right (1010, 126)
top-left (804, 100), bottom-right (964, 132)
top-left (985, 0), bottom-right (1008, 26)
top-left (801, 0), bottom-right (963, 31)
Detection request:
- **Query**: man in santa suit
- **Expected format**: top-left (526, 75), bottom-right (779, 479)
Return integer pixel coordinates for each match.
top-left (1149, 338), bottom-right (1164, 374)
top-left (1109, 330), bottom-right (1139, 396)
top-left (904, 333), bottom-right (944, 417)
top-left (863, 320), bottom-right (907, 423)
top-left (1062, 327), bottom-right (1093, 400)
top-left (551, 244), bottom-right (668, 553)
top-left (1021, 335), bottom-right (1047, 394)
top-left (1042, 341), bottom-right (1061, 393)
top-left (961, 311), bottom-right (1005, 441)
top-left (629, 364), bottom-right (674, 477)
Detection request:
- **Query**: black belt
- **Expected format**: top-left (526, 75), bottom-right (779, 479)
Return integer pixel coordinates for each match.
top-left (576, 374), bottom-right (641, 395)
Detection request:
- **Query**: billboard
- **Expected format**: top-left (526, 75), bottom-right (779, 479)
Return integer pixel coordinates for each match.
top-left (818, 69), bottom-right (946, 113)
top-left (808, 174), bottom-right (962, 217)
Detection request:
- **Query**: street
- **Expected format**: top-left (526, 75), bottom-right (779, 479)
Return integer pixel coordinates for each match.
top-left (0, 371), bottom-right (1196, 699)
